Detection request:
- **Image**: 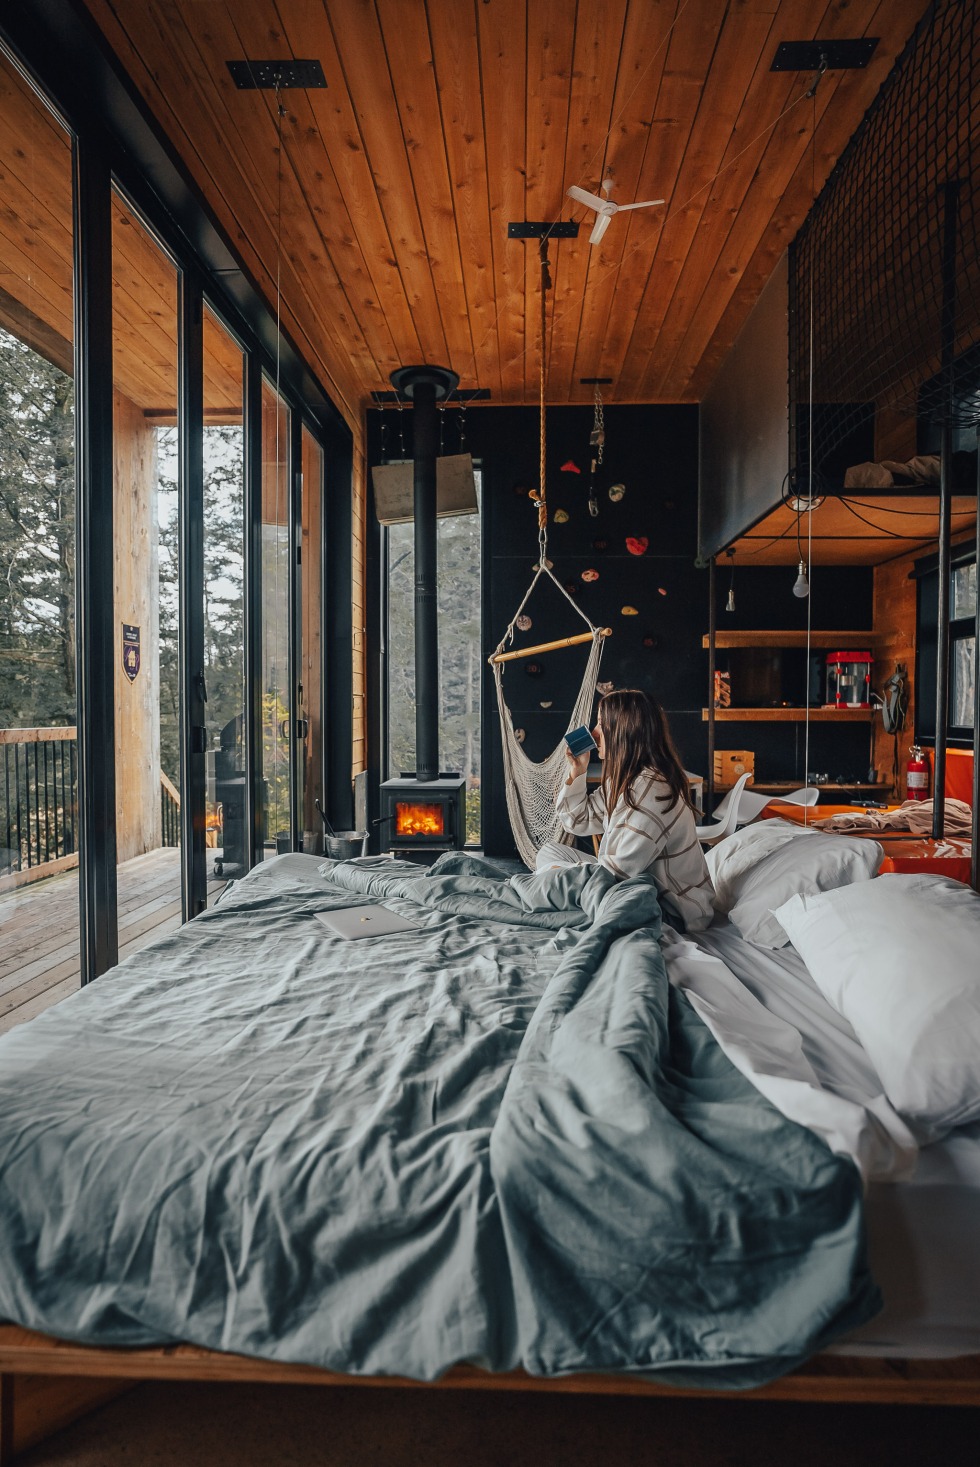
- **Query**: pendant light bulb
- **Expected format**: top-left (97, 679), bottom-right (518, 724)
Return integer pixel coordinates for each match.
top-left (792, 559), bottom-right (810, 599)
top-left (725, 587), bottom-right (735, 614)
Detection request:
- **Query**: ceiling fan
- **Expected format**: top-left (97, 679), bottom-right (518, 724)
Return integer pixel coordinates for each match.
top-left (567, 179), bottom-right (665, 246)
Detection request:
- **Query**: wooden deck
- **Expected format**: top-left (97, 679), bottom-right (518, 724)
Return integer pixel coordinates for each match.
top-left (0, 847), bottom-right (197, 1035)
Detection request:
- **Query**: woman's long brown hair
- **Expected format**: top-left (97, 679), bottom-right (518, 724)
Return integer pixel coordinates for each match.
top-left (598, 689), bottom-right (694, 817)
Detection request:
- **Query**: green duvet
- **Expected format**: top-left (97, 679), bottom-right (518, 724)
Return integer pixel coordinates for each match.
top-left (0, 853), bottom-right (878, 1386)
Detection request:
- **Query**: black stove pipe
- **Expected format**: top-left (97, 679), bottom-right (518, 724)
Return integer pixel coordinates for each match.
top-left (412, 379), bottom-right (439, 782)
top-left (389, 364), bottom-right (459, 784)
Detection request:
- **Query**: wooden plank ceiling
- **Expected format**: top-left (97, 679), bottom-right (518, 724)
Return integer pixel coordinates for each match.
top-left (729, 494), bottom-right (978, 565)
top-left (13, 1), bottom-right (930, 431)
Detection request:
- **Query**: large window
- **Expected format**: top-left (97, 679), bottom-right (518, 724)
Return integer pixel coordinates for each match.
top-left (0, 47), bottom-right (79, 1032)
top-left (950, 558), bottom-right (977, 733)
top-left (260, 378), bottom-right (292, 854)
top-left (916, 541), bottom-right (978, 744)
top-left (386, 476), bottom-right (482, 844)
top-left (203, 307), bottom-right (246, 896)
top-left (111, 191), bottom-right (182, 953)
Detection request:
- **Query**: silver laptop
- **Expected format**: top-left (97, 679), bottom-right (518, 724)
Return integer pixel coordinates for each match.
top-left (315, 904), bottom-right (421, 941)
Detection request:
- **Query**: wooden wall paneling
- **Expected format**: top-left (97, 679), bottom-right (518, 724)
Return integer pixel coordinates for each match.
top-left (112, 390), bottom-right (162, 864)
top-left (683, 0), bottom-right (926, 401)
top-left (544, 0), bottom-right (630, 404)
top-left (323, 0), bottom-right (451, 375)
top-left (639, 0), bottom-right (839, 401)
top-left (476, 0), bottom-right (528, 400)
top-left (558, 0), bottom-right (677, 401)
top-left (642, 0), bottom-right (835, 401)
top-left (88, 0), bottom-right (364, 427)
top-left (374, 0), bottom-right (476, 379)
top-left (269, 0), bottom-right (420, 385)
top-left (195, 0), bottom-right (380, 408)
top-left (520, 0), bottom-right (579, 403)
top-left (0, 71), bottom-right (75, 344)
top-left (578, 2), bottom-right (724, 404)
top-left (428, 2), bottom-right (501, 400)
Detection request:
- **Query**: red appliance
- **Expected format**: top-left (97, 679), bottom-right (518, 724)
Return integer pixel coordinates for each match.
top-left (906, 745), bottom-right (930, 802)
top-left (825, 651), bottom-right (873, 708)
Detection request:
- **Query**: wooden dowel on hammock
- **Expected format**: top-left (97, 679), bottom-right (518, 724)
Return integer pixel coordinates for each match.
top-left (489, 628), bottom-right (612, 665)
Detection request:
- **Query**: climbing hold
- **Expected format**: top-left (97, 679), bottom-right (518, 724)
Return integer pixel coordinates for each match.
top-left (592, 537), bottom-right (609, 553)
top-left (608, 483), bottom-right (626, 502)
top-left (516, 614), bottom-right (532, 631)
top-left (621, 605), bottom-right (638, 616)
top-left (539, 700), bottom-right (553, 709)
top-left (560, 460), bottom-right (581, 474)
top-left (581, 568), bottom-right (599, 583)
top-left (643, 634), bottom-right (658, 649)
top-left (553, 508), bottom-right (569, 524)
top-left (564, 582), bottom-right (579, 597)
top-left (625, 536), bottom-right (649, 556)
top-left (597, 680), bottom-right (615, 696)
top-left (514, 727), bottom-right (526, 744)
top-left (658, 587), bottom-right (667, 597)
top-left (525, 661), bottom-right (543, 676)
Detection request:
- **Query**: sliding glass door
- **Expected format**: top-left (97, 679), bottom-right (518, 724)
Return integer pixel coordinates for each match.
top-left (0, 47), bottom-right (80, 1031)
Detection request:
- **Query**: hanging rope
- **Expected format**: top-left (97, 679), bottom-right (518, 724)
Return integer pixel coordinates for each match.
top-left (489, 235), bottom-right (609, 867)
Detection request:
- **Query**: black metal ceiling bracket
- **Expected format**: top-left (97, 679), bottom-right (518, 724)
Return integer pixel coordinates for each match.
top-left (770, 40), bottom-right (878, 73)
top-left (227, 60), bottom-right (327, 89)
top-left (507, 222), bottom-right (580, 239)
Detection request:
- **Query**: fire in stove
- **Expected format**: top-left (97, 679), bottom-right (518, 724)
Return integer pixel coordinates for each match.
top-left (395, 801), bottom-right (446, 838)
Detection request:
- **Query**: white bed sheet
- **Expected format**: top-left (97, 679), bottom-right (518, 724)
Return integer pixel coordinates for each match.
top-left (663, 920), bottom-right (980, 1359)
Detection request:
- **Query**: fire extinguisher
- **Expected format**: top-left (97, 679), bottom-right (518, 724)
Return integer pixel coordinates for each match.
top-left (906, 744), bottom-right (930, 802)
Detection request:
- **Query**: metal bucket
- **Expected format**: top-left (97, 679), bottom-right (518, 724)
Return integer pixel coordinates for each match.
top-left (324, 830), bottom-right (370, 860)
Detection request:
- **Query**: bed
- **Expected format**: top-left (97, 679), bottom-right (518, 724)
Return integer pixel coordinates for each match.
top-left (1, 846), bottom-right (979, 1457)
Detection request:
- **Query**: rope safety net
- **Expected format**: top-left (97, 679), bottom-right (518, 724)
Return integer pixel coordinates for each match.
top-left (490, 238), bottom-right (606, 868)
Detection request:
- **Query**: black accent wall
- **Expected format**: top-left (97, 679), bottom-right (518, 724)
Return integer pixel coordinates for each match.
top-left (369, 403), bottom-right (708, 859)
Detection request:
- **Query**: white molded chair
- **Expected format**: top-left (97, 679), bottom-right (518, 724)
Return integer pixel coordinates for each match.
top-left (695, 779), bottom-right (819, 847)
top-left (694, 771), bottom-right (752, 846)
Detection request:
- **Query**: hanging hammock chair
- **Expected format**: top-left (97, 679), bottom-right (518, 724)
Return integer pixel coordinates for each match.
top-left (489, 237), bottom-right (610, 868)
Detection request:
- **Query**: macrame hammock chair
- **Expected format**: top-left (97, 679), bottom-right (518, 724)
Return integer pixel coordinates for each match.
top-left (489, 240), bottom-right (610, 868)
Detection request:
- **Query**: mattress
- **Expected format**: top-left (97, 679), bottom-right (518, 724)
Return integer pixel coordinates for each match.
top-left (666, 920), bottom-right (980, 1359)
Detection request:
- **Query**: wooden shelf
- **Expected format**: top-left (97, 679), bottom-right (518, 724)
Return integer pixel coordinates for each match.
top-left (713, 781), bottom-right (892, 793)
top-left (703, 708), bottom-right (873, 722)
top-left (702, 631), bottom-right (878, 649)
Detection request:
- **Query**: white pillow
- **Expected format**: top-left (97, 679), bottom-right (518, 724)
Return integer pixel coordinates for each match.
top-left (705, 819), bottom-right (883, 947)
top-left (773, 874), bottom-right (980, 1141)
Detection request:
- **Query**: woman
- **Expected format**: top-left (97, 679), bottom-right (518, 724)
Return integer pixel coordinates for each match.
top-left (536, 688), bottom-right (715, 933)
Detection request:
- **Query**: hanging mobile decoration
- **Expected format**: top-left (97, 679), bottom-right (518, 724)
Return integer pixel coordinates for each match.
top-left (587, 383), bottom-right (604, 517)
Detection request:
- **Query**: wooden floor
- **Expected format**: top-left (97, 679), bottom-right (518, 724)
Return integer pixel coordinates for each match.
top-left (0, 847), bottom-right (198, 1035)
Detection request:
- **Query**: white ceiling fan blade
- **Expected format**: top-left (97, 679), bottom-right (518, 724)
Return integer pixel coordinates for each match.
top-left (616, 199), bottom-right (666, 212)
top-left (589, 212), bottom-right (612, 246)
top-left (567, 185), bottom-right (607, 213)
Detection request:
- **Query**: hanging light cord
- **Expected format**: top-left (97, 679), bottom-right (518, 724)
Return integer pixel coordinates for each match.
top-left (802, 85), bottom-right (818, 824)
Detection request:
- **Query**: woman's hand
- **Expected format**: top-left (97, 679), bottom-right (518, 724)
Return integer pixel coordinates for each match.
top-left (564, 747), bottom-right (592, 781)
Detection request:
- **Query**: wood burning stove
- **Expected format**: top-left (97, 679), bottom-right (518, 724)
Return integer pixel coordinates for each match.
top-left (378, 775), bottom-right (467, 858)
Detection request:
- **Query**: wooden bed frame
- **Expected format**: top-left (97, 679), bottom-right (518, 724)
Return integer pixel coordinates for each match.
top-left (1, 1327), bottom-right (979, 1462)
